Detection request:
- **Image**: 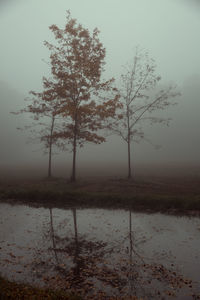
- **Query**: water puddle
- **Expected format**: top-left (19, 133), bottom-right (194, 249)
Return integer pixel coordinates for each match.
top-left (0, 202), bottom-right (200, 299)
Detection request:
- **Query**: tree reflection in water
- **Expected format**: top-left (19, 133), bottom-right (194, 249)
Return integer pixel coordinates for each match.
top-left (32, 208), bottom-right (196, 299)
top-left (125, 209), bottom-right (195, 299)
top-left (46, 208), bottom-right (121, 297)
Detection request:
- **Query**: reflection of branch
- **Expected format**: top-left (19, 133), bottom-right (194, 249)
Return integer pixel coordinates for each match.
top-left (49, 208), bottom-right (58, 265)
top-left (128, 210), bottom-right (147, 297)
top-left (72, 208), bottom-right (80, 277)
top-left (72, 208), bottom-right (78, 245)
top-left (128, 210), bottom-right (145, 264)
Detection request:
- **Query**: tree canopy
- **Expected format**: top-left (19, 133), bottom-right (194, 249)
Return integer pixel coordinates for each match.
top-left (42, 11), bottom-right (120, 181)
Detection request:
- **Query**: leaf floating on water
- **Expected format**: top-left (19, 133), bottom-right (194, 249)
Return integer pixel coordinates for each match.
top-left (8, 253), bottom-right (16, 258)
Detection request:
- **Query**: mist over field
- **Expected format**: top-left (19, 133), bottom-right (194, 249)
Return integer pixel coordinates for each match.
top-left (0, 0), bottom-right (200, 180)
top-left (0, 76), bottom-right (200, 180)
top-left (1, 3), bottom-right (200, 299)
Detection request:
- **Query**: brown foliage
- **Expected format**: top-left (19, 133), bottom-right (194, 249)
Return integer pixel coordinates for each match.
top-left (43, 11), bottom-right (120, 180)
top-left (13, 11), bottom-right (120, 180)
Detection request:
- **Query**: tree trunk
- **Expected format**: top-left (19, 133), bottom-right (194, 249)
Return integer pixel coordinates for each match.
top-left (127, 106), bottom-right (132, 179)
top-left (71, 116), bottom-right (77, 182)
top-left (48, 116), bottom-right (55, 178)
top-left (48, 143), bottom-right (52, 178)
top-left (71, 133), bottom-right (77, 182)
top-left (127, 138), bottom-right (132, 179)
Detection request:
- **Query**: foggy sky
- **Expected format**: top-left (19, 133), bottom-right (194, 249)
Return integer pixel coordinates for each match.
top-left (0, 0), bottom-right (200, 177)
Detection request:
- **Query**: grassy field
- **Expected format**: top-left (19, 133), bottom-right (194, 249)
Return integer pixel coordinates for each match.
top-left (0, 176), bottom-right (200, 214)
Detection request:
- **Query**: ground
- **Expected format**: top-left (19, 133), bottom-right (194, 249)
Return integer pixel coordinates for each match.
top-left (0, 175), bottom-right (200, 214)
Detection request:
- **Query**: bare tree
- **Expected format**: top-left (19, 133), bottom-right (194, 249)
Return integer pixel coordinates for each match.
top-left (112, 47), bottom-right (181, 179)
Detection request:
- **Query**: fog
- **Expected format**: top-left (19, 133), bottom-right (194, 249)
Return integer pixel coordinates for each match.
top-left (0, 0), bottom-right (200, 179)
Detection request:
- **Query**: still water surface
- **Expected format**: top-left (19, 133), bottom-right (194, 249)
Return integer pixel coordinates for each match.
top-left (0, 203), bottom-right (200, 299)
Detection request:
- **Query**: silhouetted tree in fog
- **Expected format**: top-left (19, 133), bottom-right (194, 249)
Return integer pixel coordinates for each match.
top-left (111, 47), bottom-right (180, 179)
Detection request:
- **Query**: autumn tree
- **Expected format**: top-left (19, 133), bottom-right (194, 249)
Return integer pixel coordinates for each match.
top-left (44, 11), bottom-right (119, 181)
top-left (112, 47), bottom-right (180, 179)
